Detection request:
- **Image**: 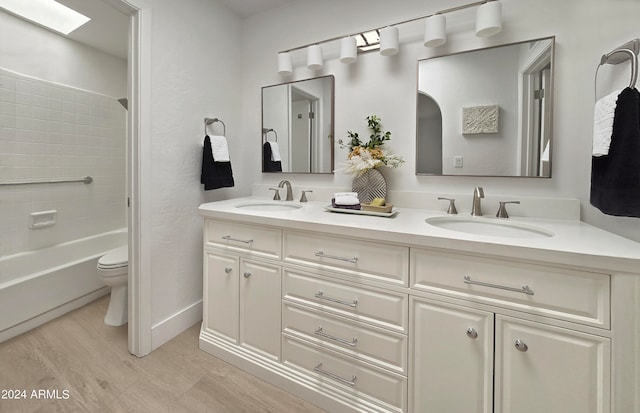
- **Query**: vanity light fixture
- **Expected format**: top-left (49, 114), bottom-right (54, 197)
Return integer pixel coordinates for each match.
top-left (276, 0), bottom-right (502, 75)
top-left (307, 44), bottom-right (323, 70)
top-left (278, 52), bottom-right (293, 76)
top-left (424, 14), bottom-right (447, 47)
top-left (475, 0), bottom-right (502, 38)
top-left (0, 0), bottom-right (90, 35)
top-left (379, 26), bottom-right (399, 56)
top-left (340, 36), bottom-right (358, 64)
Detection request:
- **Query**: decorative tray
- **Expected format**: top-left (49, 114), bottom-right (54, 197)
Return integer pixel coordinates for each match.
top-left (324, 205), bottom-right (398, 217)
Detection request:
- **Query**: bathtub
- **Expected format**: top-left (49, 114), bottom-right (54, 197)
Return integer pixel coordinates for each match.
top-left (0, 228), bottom-right (127, 342)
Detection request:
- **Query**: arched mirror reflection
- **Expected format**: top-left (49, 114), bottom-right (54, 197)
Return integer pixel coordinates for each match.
top-left (416, 37), bottom-right (554, 177)
top-left (262, 75), bottom-right (334, 173)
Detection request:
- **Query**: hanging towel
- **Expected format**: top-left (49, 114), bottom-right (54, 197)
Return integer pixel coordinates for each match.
top-left (590, 87), bottom-right (640, 217)
top-left (262, 142), bottom-right (282, 172)
top-left (593, 89), bottom-right (621, 156)
top-left (208, 135), bottom-right (230, 162)
top-left (201, 135), bottom-right (234, 190)
top-left (268, 141), bottom-right (282, 162)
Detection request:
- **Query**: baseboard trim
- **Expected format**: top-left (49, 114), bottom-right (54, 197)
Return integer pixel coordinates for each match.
top-left (151, 299), bottom-right (202, 350)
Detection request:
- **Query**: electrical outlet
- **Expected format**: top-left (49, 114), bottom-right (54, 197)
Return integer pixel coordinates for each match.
top-left (454, 156), bottom-right (463, 168)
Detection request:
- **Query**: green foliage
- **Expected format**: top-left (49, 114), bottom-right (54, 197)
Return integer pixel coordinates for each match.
top-left (342, 115), bottom-right (392, 149)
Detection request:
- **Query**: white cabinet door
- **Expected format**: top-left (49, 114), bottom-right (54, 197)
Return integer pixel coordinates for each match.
top-left (410, 297), bottom-right (494, 413)
top-left (495, 315), bottom-right (611, 413)
top-left (203, 251), bottom-right (238, 343)
top-left (239, 259), bottom-right (282, 361)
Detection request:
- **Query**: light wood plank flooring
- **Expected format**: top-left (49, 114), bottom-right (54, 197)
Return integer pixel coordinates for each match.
top-left (0, 296), bottom-right (328, 413)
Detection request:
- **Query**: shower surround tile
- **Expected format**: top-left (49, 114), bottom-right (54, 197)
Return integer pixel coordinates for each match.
top-left (0, 67), bottom-right (126, 256)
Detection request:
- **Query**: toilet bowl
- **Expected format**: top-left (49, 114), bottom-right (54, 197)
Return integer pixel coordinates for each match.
top-left (97, 245), bottom-right (128, 326)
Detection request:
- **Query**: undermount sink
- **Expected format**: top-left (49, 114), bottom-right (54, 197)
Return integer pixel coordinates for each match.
top-left (426, 216), bottom-right (554, 238)
top-left (234, 201), bottom-right (302, 212)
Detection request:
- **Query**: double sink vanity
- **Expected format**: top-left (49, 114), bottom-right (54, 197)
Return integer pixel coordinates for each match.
top-left (198, 193), bottom-right (640, 413)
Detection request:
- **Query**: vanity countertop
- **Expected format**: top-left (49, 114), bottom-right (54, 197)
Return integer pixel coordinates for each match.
top-left (199, 197), bottom-right (640, 274)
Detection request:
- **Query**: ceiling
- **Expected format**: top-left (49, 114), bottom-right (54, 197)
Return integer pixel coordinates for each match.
top-left (49, 0), bottom-right (300, 59)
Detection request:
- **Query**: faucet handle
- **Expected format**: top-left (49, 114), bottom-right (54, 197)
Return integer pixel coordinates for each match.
top-left (269, 187), bottom-right (281, 201)
top-left (496, 201), bottom-right (520, 218)
top-left (300, 190), bottom-right (313, 202)
top-left (437, 197), bottom-right (458, 214)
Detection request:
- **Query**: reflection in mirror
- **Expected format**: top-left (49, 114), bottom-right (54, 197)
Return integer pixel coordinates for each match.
top-left (262, 75), bottom-right (334, 173)
top-left (416, 37), bottom-right (554, 177)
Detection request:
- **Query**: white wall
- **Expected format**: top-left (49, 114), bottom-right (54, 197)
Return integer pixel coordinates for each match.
top-left (0, 12), bottom-right (126, 256)
top-left (241, 0), bottom-right (640, 243)
top-left (147, 0), bottom-right (244, 344)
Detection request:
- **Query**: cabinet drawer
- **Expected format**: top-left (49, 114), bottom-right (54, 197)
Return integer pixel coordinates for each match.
top-left (283, 269), bottom-right (408, 333)
top-left (411, 249), bottom-right (610, 328)
top-left (282, 335), bottom-right (407, 413)
top-left (283, 302), bottom-right (407, 374)
top-left (204, 219), bottom-right (281, 260)
top-left (283, 231), bottom-right (409, 286)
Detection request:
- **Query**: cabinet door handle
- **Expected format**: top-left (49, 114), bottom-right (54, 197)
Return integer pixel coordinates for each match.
top-left (314, 362), bottom-right (357, 387)
top-left (314, 291), bottom-right (358, 308)
top-left (515, 339), bottom-right (529, 352)
top-left (463, 275), bottom-right (535, 296)
top-left (221, 235), bottom-right (253, 244)
top-left (243, 272), bottom-right (252, 279)
top-left (224, 267), bottom-right (232, 274)
top-left (314, 327), bottom-right (358, 347)
top-left (314, 250), bottom-right (358, 264)
top-left (466, 327), bottom-right (478, 339)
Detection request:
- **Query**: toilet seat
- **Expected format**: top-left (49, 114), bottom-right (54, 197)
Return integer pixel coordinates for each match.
top-left (98, 246), bottom-right (128, 272)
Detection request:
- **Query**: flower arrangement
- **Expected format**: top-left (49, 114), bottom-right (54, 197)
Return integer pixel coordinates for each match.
top-left (338, 115), bottom-right (404, 177)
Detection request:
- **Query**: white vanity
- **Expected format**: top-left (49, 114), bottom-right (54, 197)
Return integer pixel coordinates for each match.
top-left (198, 197), bottom-right (640, 413)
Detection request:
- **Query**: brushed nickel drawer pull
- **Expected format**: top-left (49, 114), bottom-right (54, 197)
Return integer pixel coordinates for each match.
top-left (221, 235), bottom-right (253, 244)
top-left (224, 267), bottom-right (232, 274)
top-left (314, 362), bottom-right (357, 386)
top-left (314, 250), bottom-right (358, 264)
top-left (314, 327), bottom-right (358, 347)
top-left (243, 272), bottom-right (252, 279)
top-left (464, 275), bottom-right (535, 296)
top-left (314, 291), bottom-right (358, 308)
top-left (466, 327), bottom-right (478, 339)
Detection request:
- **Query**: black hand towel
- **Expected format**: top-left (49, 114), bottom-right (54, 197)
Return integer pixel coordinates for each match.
top-left (262, 141), bottom-right (282, 172)
top-left (201, 135), bottom-right (234, 190)
top-left (591, 87), bottom-right (640, 217)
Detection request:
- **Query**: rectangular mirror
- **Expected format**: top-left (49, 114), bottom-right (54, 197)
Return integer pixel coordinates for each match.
top-left (262, 75), bottom-right (334, 173)
top-left (416, 36), bottom-right (554, 177)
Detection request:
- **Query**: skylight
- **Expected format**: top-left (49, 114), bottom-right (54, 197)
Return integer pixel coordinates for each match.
top-left (356, 30), bottom-right (381, 52)
top-left (0, 0), bottom-right (90, 35)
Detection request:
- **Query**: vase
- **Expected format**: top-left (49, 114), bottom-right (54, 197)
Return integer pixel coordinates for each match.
top-left (352, 168), bottom-right (387, 204)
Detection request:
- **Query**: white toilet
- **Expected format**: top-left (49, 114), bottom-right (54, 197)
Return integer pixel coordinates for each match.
top-left (97, 245), bottom-right (128, 326)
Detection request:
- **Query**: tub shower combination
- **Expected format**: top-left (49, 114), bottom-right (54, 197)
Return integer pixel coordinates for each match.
top-left (0, 227), bottom-right (127, 342)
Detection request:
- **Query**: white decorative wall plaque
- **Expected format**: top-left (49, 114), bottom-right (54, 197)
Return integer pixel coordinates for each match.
top-left (462, 105), bottom-right (499, 134)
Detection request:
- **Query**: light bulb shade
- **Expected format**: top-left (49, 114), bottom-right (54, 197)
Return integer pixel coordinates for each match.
top-left (340, 36), bottom-right (357, 64)
top-left (424, 14), bottom-right (446, 47)
top-left (307, 45), bottom-right (323, 70)
top-left (277, 52), bottom-right (292, 75)
top-left (379, 26), bottom-right (399, 56)
top-left (476, 1), bottom-right (502, 38)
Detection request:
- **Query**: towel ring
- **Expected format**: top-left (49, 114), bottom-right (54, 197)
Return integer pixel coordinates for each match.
top-left (263, 128), bottom-right (278, 142)
top-left (204, 117), bottom-right (226, 136)
top-left (594, 47), bottom-right (638, 100)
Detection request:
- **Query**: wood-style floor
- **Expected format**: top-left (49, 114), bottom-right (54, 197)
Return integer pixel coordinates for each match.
top-left (0, 296), bottom-right (328, 413)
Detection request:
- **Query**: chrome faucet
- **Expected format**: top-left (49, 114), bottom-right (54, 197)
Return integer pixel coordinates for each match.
top-left (278, 180), bottom-right (293, 201)
top-left (471, 187), bottom-right (484, 216)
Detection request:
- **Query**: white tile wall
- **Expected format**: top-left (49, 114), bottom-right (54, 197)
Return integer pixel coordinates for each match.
top-left (0, 68), bottom-right (126, 256)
